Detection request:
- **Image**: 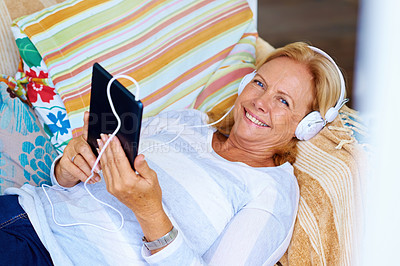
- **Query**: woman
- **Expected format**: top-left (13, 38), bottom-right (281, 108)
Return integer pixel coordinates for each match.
top-left (0, 42), bottom-right (345, 265)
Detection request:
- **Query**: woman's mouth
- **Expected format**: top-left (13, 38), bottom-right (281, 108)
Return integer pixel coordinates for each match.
top-left (245, 110), bottom-right (269, 127)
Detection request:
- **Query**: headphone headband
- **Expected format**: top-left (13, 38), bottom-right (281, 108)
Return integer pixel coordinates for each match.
top-left (307, 46), bottom-right (348, 122)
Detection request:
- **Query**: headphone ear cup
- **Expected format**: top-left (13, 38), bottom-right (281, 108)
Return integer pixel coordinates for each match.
top-left (324, 107), bottom-right (339, 123)
top-left (295, 111), bottom-right (325, 141)
top-left (238, 71), bottom-right (256, 95)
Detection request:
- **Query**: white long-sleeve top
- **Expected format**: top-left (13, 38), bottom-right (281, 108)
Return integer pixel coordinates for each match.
top-left (6, 109), bottom-right (299, 265)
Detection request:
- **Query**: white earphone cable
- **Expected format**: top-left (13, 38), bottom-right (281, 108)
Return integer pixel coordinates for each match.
top-left (41, 72), bottom-right (234, 232)
top-left (41, 74), bottom-right (139, 232)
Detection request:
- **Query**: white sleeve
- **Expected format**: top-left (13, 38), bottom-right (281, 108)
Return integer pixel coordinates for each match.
top-left (49, 154), bottom-right (63, 187)
top-left (140, 158), bottom-right (298, 265)
top-left (141, 181), bottom-right (298, 266)
top-left (141, 207), bottom-right (294, 266)
top-left (203, 207), bottom-right (292, 266)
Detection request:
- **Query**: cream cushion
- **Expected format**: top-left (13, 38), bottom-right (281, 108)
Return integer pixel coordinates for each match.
top-left (0, 0), bottom-right (64, 76)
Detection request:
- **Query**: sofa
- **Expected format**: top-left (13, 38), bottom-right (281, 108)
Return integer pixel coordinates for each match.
top-left (0, 0), bottom-right (367, 265)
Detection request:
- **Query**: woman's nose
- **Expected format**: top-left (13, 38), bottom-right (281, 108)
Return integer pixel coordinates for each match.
top-left (253, 92), bottom-right (271, 113)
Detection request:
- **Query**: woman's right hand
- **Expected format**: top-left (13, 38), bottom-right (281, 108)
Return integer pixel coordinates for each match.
top-left (54, 111), bottom-right (101, 187)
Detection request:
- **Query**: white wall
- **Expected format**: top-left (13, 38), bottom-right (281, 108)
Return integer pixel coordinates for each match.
top-left (355, 0), bottom-right (400, 264)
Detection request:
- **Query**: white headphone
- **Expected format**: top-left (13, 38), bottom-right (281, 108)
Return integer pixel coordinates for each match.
top-left (238, 45), bottom-right (348, 141)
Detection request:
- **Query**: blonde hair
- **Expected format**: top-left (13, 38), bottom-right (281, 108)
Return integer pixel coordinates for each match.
top-left (207, 41), bottom-right (346, 165)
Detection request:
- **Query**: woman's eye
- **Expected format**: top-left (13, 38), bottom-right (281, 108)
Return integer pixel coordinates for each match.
top-left (280, 98), bottom-right (289, 107)
top-left (255, 80), bottom-right (264, 88)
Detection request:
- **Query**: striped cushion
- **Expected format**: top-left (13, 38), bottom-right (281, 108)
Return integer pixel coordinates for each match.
top-left (12, 0), bottom-right (256, 149)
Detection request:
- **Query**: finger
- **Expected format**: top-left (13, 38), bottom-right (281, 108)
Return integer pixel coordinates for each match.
top-left (97, 137), bottom-right (112, 187)
top-left (59, 155), bottom-right (92, 183)
top-left (101, 134), bottom-right (122, 187)
top-left (109, 135), bottom-right (136, 181)
top-left (97, 137), bottom-right (108, 164)
top-left (82, 111), bottom-right (90, 141)
top-left (65, 139), bottom-right (95, 173)
top-left (105, 136), bottom-right (125, 188)
top-left (73, 154), bottom-right (100, 181)
top-left (100, 133), bottom-right (112, 161)
top-left (110, 135), bottom-right (133, 168)
top-left (100, 134), bottom-right (136, 190)
top-left (74, 138), bottom-right (101, 173)
top-left (62, 136), bottom-right (100, 184)
top-left (65, 138), bottom-right (79, 162)
top-left (90, 172), bottom-right (101, 183)
top-left (134, 154), bottom-right (155, 180)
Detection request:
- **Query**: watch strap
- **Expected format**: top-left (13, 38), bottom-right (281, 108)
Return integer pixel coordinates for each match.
top-left (142, 226), bottom-right (178, 251)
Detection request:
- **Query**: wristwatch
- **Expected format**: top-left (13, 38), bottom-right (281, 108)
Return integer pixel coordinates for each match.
top-left (142, 226), bottom-right (178, 251)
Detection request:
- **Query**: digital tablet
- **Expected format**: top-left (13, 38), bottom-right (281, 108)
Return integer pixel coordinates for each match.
top-left (87, 63), bottom-right (143, 170)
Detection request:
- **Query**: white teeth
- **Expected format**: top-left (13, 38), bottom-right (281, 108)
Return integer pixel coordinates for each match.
top-left (245, 111), bottom-right (268, 127)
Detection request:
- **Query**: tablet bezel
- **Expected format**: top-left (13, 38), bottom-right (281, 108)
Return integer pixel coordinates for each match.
top-left (87, 63), bottom-right (143, 170)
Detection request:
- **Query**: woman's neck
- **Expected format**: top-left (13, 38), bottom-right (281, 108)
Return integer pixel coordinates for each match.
top-left (211, 131), bottom-right (276, 167)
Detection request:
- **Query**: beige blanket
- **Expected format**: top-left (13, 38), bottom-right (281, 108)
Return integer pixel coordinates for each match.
top-left (278, 105), bottom-right (366, 265)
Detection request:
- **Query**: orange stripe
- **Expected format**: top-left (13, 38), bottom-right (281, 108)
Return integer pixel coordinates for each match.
top-left (60, 43), bottom-right (230, 102)
top-left (142, 47), bottom-right (232, 105)
top-left (242, 32), bottom-right (258, 38)
top-left (117, 7), bottom-right (252, 92)
top-left (117, 4), bottom-right (251, 73)
top-left (23, 0), bottom-right (109, 37)
top-left (51, 3), bottom-right (250, 85)
top-left (63, 89), bottom-right (90, 114)
top-left (49, 2), bottom-right (217, 85)
top-left (61, 7), bottom-right (251, 112)
top-left (47, 1), bottom-right (209, 62)
top-left (61, 46), bottom-right (231, 113)
top-left (45, 1), bottom-right (163, 63)
top-left (60, 83), bottom-right (90, 103)
top-left (194, 67), bottom-right (254, 108)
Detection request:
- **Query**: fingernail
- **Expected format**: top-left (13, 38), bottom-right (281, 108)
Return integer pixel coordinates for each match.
top-left (102, 133), bottom-right (109, 141)
top-left (94, 175), bottom-right (101, 182)
top-left (95, 166), bottom-right (101, 173)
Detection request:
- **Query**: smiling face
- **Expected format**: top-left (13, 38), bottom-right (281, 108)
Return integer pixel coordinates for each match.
top-left (230, 57), bottom-right (315, 153)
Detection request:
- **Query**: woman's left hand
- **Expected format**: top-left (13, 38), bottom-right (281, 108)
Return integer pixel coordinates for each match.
top-left (97, 134), bottom-right (163, 220)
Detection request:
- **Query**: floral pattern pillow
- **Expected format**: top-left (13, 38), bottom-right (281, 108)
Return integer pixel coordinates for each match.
top-left (9, 25), bottom-right (72, 153)
top-left (0, 81), bottom-right (58, 194)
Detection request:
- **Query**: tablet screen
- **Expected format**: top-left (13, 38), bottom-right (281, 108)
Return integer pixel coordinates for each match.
top-left (87, 63), bottom-right (143, 170)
